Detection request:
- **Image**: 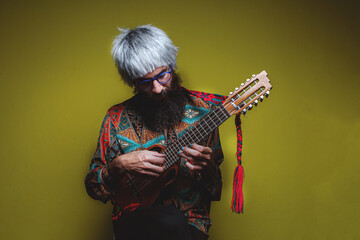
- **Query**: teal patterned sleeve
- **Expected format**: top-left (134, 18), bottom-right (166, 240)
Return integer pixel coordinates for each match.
top-left (85, 110), bottom-right (121, 204)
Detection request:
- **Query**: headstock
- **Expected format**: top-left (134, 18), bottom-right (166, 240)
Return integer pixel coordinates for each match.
top-left (223, 70), bottom-right (272, 116)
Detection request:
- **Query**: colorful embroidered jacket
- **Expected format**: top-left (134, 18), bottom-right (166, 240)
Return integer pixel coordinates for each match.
top-left (85, 90), bottom-right (225, 234)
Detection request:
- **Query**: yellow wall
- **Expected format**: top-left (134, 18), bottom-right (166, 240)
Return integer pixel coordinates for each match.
top-left (1, 0), bottom-right (359, 239)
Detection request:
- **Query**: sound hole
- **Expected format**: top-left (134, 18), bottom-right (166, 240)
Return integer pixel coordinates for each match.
top-left (150, 146), bottom-right (163, 153)
top-left (147, 144), bottom-right (164, 153)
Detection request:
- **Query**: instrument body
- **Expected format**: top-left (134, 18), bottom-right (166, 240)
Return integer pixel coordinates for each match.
top-left (114, 144), bottom-right (179, 209)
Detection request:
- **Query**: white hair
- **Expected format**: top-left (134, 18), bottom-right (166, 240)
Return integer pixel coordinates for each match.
top-left (111, 25), bottom-right (178, 87)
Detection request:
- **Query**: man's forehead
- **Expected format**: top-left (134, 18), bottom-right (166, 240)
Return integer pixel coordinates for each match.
top-left (142, 66), bottom-right (168, 79)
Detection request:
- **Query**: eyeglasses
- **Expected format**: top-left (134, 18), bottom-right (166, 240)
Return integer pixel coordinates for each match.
top-left (136, 66), bottom-right (172, 91)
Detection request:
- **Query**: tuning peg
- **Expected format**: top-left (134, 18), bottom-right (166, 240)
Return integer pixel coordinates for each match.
top-left (247, 104), bottom-right (253, 110)
top-left (229, 92), bottom-right (233, 95)
top-left (235, 87), bottom-right (239, 91)
top-left (252, 74), bottom-right (256, 78)
top-left (242, 109), bottom-right (247, 115)
top-left (260, 95), bottom-right (264, 102)
top-left (265, 91), bottom-right (270, 97)
top-left (246, 79), bottom-right (250, 82)
top-left (253, 100), bottom-right (258, 106)
top-left (241, 83), bottom-right (244, 86)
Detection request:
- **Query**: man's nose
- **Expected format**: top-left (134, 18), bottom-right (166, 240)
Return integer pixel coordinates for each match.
top-left (152, 80), bottom-right (164, 94)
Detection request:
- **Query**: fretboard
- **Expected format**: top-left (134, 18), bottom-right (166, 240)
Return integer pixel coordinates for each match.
top-left (163, 104), bottom-right (230, 169)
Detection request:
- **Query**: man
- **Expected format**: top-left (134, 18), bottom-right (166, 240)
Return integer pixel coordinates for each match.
top-left (85, 25), bottom-right (226, 240)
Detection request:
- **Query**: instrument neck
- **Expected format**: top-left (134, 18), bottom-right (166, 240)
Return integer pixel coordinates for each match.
top-left (163, 105), bottom-right (230, 169)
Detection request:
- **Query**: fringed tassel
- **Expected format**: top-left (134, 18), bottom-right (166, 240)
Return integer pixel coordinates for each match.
top-left (232, 114), bottom-right (244, 213)
top-left (231, 164), bottom-right (244, 213)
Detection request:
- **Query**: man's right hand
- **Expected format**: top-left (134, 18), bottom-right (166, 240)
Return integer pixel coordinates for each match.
top-left (109, 150), bottom-right (165, 178)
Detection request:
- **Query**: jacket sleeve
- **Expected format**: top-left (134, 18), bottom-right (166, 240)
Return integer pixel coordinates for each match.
top-left (85, 111), bottom-right (119, 204)
top-left (200, 128), bottom-right (224, 201)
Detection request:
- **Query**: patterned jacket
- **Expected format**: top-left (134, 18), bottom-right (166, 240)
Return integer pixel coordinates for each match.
top-left (85, 90), bottom-right (225, 234)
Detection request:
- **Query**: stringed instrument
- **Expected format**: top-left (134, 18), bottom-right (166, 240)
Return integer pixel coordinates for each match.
top-left (114, 70), bottom-right (272, 209)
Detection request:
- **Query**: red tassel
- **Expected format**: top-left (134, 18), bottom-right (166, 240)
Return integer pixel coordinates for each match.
top-left (232, 114), bottom-right (244, 213)
top-left (231, 164), bottom-right (244, 213)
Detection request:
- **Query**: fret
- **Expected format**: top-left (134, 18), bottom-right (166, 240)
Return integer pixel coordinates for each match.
top-left (198, 122), bottom-right (207, 135)
top-left (176, 138), bottom-right (186, 149)
top-left (190, 129), bottom-right (198, 142)
top-left (183, 132), bottom-right (192, 145)
top-left (213, 108), bottom-right (223, 123)
top-left (219, 106), bottom-right (229, 122)
top-left (210, 115), bottom-right (216, 130)
top-left (194, 125), bottom-right (204, 141)
top-left (203, 120), bottom-right (212, 134)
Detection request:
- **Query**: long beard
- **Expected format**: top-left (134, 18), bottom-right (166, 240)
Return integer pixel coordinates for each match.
top-left (132, 73), bottom-right (191, 132)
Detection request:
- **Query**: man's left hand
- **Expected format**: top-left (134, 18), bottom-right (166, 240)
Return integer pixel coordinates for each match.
top-left (179, 143), bottom-right (215, 176)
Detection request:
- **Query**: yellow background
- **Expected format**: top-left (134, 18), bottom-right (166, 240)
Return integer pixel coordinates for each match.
top-left (1, 0), bottom-right (359, 239)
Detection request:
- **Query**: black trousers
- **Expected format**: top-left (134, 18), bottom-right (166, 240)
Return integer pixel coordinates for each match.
top-left (113, 206), bottom-right (208, 240)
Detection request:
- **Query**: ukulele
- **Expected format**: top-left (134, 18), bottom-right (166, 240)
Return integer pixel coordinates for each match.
top-left (114, 70), bottom-right (272, 209)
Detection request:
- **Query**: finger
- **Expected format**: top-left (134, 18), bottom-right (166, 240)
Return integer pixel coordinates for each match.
top-left (145, 155), bottom-right (165, 165)
top-left (185, 161), bottom-right (203, 171)
top-left (143, 162), bottom-right (165, 173)
top-left (143, 150), bottom-right (165, 157)
top-left (179, 152), bottom-right (207, 167)
top-left (178, 150), bottom-right (195, 161)
top-left (191, 143), bottom-right (212, 154)
top-left (180, 147), bottom-right (210, 161)
top-left (141, 152), bottom-right (165, 163)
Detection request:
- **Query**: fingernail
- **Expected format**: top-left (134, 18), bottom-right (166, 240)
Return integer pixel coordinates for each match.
top-left (181, 147), bottom-right (184, 150)
top-left (178, 150), bottom-right (181, 154)
top-left (190, 144), bottom-right (193, 147)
